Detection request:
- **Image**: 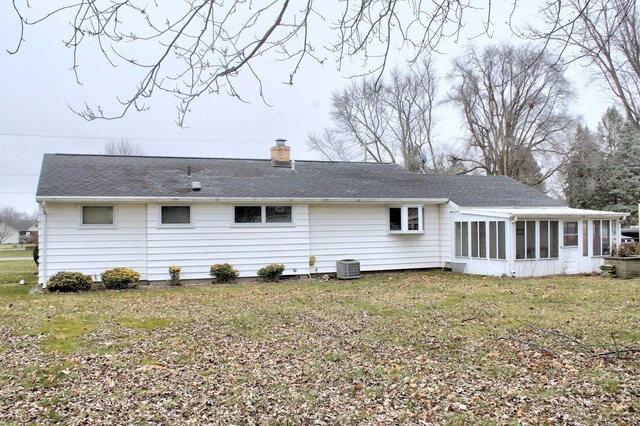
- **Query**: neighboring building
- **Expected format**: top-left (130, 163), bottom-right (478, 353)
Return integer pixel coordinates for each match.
top-left (35, 142), bottom-right (627, 285)
top-left (17, 220), bottom-right (38, 244)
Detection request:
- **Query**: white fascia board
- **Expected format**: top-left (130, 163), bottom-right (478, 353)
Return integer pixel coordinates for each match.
top-left (36, 196), bottom-right (450, 205)
top-left (460, 207), bottom-right (629, 219)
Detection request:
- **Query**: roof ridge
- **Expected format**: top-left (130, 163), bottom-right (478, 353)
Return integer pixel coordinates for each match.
top-left (43, 153), bottom-right (396, 165)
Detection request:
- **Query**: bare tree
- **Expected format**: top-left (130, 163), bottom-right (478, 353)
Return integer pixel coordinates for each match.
top-left (308, 57), bottom-right (442, 172)
top-left (103, 140), bottom-right (144, 156)
top-left (448, 43), bottom-right (575, 189)
top-left (535, 0), bottom-right (640, 129)
top-left (0, 206), bottom-right (27, 244)
top-left (7, 1), bottom-right (531, 126)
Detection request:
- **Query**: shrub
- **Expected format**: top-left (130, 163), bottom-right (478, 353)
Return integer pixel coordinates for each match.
top-left (210, 263), bottom-right (239, 283)
top-left (33, 244), bottom-right (39, 266)
top-left (47, 271), bottom-right (93, 292)
top-left (101, 268), bottom-right (141, 290)
top-left (615, 242), bottom-right (640, 257)
top-left (169, 265), bottom-right (182, 286)
top-left (257, 263), bottom-right (286, 282)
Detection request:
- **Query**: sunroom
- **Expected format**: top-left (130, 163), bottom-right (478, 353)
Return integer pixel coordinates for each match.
top-left (450, 207), bottom-right (628, 277)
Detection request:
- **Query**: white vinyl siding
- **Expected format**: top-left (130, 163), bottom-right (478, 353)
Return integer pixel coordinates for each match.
top-left (309, 204), bottom-right (441, 274)
top-left (41, 203), bottom-right (147, 282)
top-left (147, 203), bottom-right (309, 280)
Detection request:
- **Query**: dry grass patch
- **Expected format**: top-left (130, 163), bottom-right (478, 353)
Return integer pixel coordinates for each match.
top-left (0, 272), bottom-right (638, 424)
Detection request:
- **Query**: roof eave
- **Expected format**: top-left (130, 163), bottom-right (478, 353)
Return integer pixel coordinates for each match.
top-left (36, 196), bottom-right (450, 205)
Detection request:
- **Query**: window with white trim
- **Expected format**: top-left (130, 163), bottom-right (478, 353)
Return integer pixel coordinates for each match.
top-left (516, 220), bottom-right (536, 260)
top-left (82, 206), bottom-right (114, 225)
top-left (471, 221), bottom-right (487, 258)
top-left (234, 206), bottom-right (292, 224)
top-left (539, 220), bottom-right (559, 259)
top-left (489, 221), bottom-right (506, 260)
top-left (582, 220), bottom-right (589, 256)
top-left (161, 206), bottom-right (191, 224)
top-left (388, 206), bottom-right (423, 233)
top-left (593, 219), bottom-right (612, 256)
top-left (455, 221), bottom-right (469, 257)
top-left (563, 221), bottom-right (578, 247)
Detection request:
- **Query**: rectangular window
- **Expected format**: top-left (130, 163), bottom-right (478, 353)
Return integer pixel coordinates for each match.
top-left (602, 220), bottom-right (611, 255)
top-left (266, 206), bottom-right (292, 223)
top-left (489, 222), bottom-right (497, 259)
top-left (593, 220), bottom-right (602, 256)
top-left (471, 222), bottom-right (479, 258)
top-left (161, 206), bottom-right (191, 224)
top-left (234, 206), bottom-right (293, 224)
top-left (455, 222), bottom-right (462, 257)
top-left (455, 222), bottom-right (469, 257)
top-left (498, 221), bottom-right (506, 260)
top-left (563, 221), bottom-right (578, 246)
top-left (235, 206), bottom-right (262, 223)
top-left (526, 221), bottom-right (536, 259)
top-left (470, 221), bottom-right (487, 259)
top-left (539, 220), bottom-right (559, 258)
top-left (582, 220), bottom-right (589, 256)
top-left (389, 208), bottom-right (402, 231)
top-left (82, 206), bottom-right (113, 225)
top-left (516, 221), bottom-right (526, 260)
top-left (540, 220), bottom-right (549, 258)
top-left (550, 221), bottom-right (559, 258)
top-left (591, 219), bottom-right (613, 256)
top-left (388, 206), bottom-right (423, 233)
top-left (407, 208), bottom-right (420, 231)
top-left (478, 222), bottom-right (487, 258)
top-left (516, 220), bottom-right (536, 260)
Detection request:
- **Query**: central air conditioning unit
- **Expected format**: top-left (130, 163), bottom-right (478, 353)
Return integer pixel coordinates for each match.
top-left (336, 259), bottom-right (360, 280)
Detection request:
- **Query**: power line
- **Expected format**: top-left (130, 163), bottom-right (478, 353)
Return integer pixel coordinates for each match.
top-left (0, 132), bottom-right (305, 143)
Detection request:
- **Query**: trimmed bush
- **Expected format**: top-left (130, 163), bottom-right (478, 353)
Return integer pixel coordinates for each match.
top-left (169, 265), bottom-right (182, 286)
top-left (101, 268), bottom-right (141, 290)
top-left (47, 271), bottom-right (93, 292)
top-left (210, 263), bottom-right (239, 283)
top-left (257, 263), bottom-right (285, 282)
top-left (615, 242), bottom-right (640, 257)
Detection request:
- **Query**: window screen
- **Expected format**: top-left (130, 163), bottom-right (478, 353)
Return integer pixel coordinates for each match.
top-left (235, 206), bottom-right (262, 223)
top-left (540, 220), bottom-right (549, 258)
top-left (161, 206), bottom-right (191, 224)
top-left (266, 206), bottom-right (292, 223)
top-left (582, 220), bottom-right (589, 256)
top-left (82, 206), bottom-right (113, 225)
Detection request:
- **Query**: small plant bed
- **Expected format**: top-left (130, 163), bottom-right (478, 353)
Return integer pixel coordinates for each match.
top-left (0, 273), bottom-right (638, 424)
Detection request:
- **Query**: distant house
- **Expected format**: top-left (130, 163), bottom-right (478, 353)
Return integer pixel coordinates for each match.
top-left (0, 220), bottom-right (37, 245)
top-left (35, 141), bottom-right (627, 285)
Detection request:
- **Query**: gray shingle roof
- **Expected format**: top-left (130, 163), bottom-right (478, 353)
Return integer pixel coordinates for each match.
top-left (36, 154), bottom-right (564, 207)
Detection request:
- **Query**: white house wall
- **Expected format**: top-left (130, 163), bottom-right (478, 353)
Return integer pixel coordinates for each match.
top-left (308, 204), bottom-right (443, 274)
top-left (40, 203), bottom-right (148, 283)
top-left (145, 203), bottom-right (311, 281)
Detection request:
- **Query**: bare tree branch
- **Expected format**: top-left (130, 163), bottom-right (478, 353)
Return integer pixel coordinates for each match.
top-left (448, 43), bottom-right (575, 190)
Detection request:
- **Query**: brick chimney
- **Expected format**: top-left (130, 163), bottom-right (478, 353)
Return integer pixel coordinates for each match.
top-left (271, 138), bottom-right (291, 166)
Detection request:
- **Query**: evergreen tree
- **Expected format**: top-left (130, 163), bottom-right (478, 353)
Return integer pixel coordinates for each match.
top-left (564, 125), bottom-right (603, 209)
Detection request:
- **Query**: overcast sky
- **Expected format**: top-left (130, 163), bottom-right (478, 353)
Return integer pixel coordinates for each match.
top-left (0, 1), bottom-right (617, 214)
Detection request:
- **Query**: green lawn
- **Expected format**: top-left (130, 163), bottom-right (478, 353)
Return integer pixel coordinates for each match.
top-left (0, 259), bottom-right (37, 284)
top-left (0, 248), bottom-right (34, 258)
top-left (0, 271), bottom-right (638, 424)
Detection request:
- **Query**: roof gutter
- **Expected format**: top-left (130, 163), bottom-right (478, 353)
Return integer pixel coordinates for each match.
top-left (35, 196), bottom-right (451, 205)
